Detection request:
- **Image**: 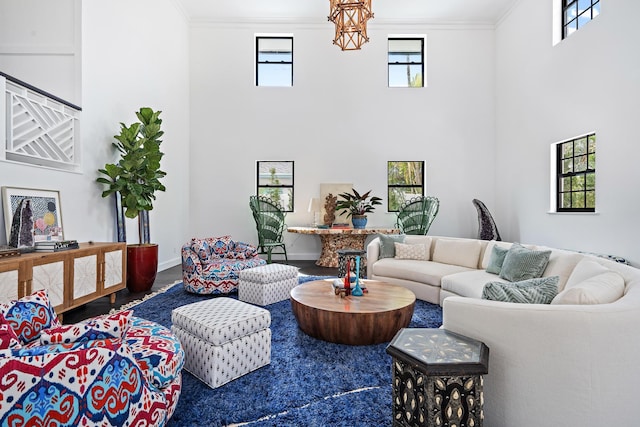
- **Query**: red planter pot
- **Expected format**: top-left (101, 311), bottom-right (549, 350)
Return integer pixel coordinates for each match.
top-left (127, 244), bottom-right (158, 293)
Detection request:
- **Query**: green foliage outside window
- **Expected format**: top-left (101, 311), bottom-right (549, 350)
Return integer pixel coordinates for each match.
top-left (388, 161), bottom-right (424, 211)
top-left (256, 161), bottom-right (294, 212)
top-left (557, 134), bottom-right (595, 211)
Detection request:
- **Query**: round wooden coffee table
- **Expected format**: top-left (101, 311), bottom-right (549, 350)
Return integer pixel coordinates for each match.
top-left (290, 279), bottom-right (416, 345)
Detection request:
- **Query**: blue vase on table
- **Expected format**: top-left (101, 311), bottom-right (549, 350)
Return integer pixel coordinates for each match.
top-left (352, 215), bottom-right (367, 229)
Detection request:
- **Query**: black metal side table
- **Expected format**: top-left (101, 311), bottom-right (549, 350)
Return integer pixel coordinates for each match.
top-left (386, 328), bottom-right (489, 427)
top-left (336, 248), bottom-right (366, 278)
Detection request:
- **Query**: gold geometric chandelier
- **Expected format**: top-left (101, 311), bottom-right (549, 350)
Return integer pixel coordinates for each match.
top-left (328, 0), bottom-right (374, 51)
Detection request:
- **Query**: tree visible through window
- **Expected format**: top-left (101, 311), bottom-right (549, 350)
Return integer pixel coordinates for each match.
top-left (557, 134), bottom-right (595, 212)
top-left (257, 161), bottom-right (294, 211)
top-left (388, 38), bottom-right (424, 88)
top-left (388, 161), bottom-right (424, 211)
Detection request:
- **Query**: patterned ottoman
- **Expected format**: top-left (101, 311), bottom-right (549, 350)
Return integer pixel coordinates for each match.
top-left (171, 297), bottom-right (271, 389)
top-left (238, 263), bottom-right (299, 306)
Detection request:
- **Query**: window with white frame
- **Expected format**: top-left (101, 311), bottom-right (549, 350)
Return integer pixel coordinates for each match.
top-left (555, 134), bottom-right (596, 212)
top-left (256, 36), bottom-right (293, 87)
top-left (388, 38), bottom-right (424, 88)
top-left (562, 0), bottom-right (600, 39)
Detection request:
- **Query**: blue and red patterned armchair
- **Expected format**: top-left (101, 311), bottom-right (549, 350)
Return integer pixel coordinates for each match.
top-left (0, 290), bottom-right (184, 426)
top-left (182, 235), bottom-right (267, 294)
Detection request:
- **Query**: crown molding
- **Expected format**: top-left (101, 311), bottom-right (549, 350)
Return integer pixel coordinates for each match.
top-left (170, 0), bottom-right (191, 22)
top-left (495, 0), bottom-right (525, 27)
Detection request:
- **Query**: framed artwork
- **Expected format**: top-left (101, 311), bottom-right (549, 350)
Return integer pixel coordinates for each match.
top-left (2, 187), bottom-right (64, 243)
top-left (320, 183), bottom-right (352, 225)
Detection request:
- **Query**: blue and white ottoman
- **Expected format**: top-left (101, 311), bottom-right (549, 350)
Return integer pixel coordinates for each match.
top-left (170, 297), bottom-right (271, 389)
top-left (238, 263), bottom-right (299, 306)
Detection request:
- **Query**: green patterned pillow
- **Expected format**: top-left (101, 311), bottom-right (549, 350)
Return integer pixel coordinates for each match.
top-left (499, 243), bottom-right (551, 282)
top-left (486, 245), bottom-right (509, 274)
top-left (378, 234), bottom-right (406, 259)
top-left (482, 276), bottom-right (559, 304)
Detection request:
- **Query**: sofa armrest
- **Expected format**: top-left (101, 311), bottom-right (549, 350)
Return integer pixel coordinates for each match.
top-left (0, 339), bottom-right (167, 425)
top-left (181, 244), bottom-right (203, 275)
top-left (366, 237), bottom-right (381, 278)
top-left (442, 295), bottom-right (640, 427)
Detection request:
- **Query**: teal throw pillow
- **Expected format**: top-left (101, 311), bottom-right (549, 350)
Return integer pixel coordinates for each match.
top-left (499, 243), bottom-right (551, 282)
top-left (482, 276), bottom-right (559, 304)
top-left (378, 234), bottom-right (406, 259)
top-left (485, 245), bottom-right (509, 275)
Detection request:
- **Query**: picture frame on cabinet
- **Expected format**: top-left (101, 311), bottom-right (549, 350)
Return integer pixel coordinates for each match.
top-left (2, 187), bottom-right (65, 243)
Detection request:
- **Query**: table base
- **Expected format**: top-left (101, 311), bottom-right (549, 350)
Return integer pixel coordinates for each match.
top-left (391, 359), bottom-right (485, 426)
top-left (317, 234), bottom-right (367, 268)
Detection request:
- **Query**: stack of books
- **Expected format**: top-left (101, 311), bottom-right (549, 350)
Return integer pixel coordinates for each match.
top-left (331, 223), bottom-right (351, 229)
top-left (35, 240), bottom-right (79, 252)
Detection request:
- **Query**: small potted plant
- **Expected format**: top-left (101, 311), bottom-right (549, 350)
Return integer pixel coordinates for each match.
top-left (335, 188), bottom-right (383, 229)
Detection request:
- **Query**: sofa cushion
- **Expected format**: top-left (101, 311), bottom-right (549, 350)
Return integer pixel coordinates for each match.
top-left (209, 235), bottom-right (235, 258)
top-left (485, 245), bottom-right (509, 274)
top-left (40, 310), bottom-right (133, 345)
top-left (482, 276), bottom-right (559, 304)
top-left (0, 314), bottom-right (21, 350)
top-left (378, 234), bottom-right (406, 259)
top-left (231, 241), bottom-right (259, 260)
top-left (564, 258), bottom-right (611, 289)
top-left (394, 242), bottom-right (429, 261)
top-left (537, 249), bottom-right (584, 292)
top-left (499, 244), bottom-right (551, 282)
top-left (442, 270), bottom-right (508, 299)
top-left (552, 271), bottom-right (625, 305)
top-left (0, 290), bottom-right (61, 344)
top-left (481, 241), bottom-right (513, 269)
top-left (432, 239), bottom-right (482, 269)
top-left (372, 258), bottom-right (473, 287)
top-left (191, 238), bottom-right (212, 263)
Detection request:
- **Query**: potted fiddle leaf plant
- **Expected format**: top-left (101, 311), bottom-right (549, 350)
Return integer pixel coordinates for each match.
top-left (97, 107), bottom-right (166, 292)
top-left (335, 188), bottom-right (383, 229)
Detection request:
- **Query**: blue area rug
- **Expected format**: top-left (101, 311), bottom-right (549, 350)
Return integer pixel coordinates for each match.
top-left (130, 276), bottom-right (442, 426)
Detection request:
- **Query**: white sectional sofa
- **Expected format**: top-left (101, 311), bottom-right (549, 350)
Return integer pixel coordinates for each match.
top-left (366, 235), bottom-right (640, 427)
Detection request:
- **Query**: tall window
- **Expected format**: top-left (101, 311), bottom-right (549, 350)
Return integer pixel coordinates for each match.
top-left (388, 161), bottom-right (425, 211)
top-left (256, 36), bottom-right (293, 87)
top-left (388, 38), bottom-right (424, 88)
top-left (257, 161), bottom-right (294, 211)
top-left (556, 134), bottom-right (596, 212)
top-left (563, 0), bottom-right (600, 39)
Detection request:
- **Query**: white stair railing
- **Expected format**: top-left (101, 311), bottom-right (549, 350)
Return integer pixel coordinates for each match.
top-left (1, 72), bottom-right (81, 171)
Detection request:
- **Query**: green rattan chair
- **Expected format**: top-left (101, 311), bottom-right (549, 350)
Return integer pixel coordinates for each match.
top-left (395, 196), bottom-right (440, 235)
top-left (249, 195), bottom-right (288, 263)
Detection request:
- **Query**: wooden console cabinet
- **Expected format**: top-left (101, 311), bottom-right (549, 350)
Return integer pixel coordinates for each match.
top-left (0, 242), bottom-right (126, 318)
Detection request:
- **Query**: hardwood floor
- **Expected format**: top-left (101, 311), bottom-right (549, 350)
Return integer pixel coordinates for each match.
top-left (63, 260), bottom-right (337, 324)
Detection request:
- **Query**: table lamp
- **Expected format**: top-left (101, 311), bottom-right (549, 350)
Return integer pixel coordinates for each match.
top-left (308, 197), bottom-right (321, 227)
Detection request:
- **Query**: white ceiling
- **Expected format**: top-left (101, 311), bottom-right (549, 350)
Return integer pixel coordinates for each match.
top-left (177, 0), bottom-right (521, 24)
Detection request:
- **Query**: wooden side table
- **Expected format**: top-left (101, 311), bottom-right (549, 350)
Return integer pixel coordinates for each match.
top-left (386, 328), bottom-right (489, 427)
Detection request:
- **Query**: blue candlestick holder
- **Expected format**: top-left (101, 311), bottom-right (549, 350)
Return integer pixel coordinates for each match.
top-left (351, 277), bottom-right (364, 296)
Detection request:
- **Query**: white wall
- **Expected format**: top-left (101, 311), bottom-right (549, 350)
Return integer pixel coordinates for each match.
top-left (495, 0), bottom-right (640, 263)
top-left (0, 0), bottom-right (81, 104)
top-left (83, 1), bottom-right (191, 270)
top-left (0, 0), bottom-right (191, 271)
top-left (189, 22), bottom-right (497, 259)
